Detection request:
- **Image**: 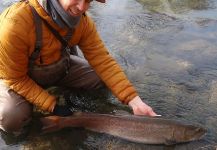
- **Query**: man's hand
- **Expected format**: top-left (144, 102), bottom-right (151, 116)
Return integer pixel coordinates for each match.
top-left (52, 104), bottom-right (73, 116)
top-left (128, 96), bottom-right (159, 116)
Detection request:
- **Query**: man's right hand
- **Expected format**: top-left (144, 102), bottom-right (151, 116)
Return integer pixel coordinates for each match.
top-left (52, 104), bottom-right (73, 116)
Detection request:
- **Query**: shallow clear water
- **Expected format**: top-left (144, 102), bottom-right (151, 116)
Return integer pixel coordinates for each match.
top-left (1, 0), bottom-right (217, 149)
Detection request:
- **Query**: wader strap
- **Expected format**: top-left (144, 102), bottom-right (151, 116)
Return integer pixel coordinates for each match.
top-left (30, 6), bottom-right (73, 51)
top-left (64, 30), bottom-right (78, 55)
top-left (29, 5), bottom-right (42, 67)
top-left (64, 29), bottom-right (73, 43)
top-left (29, 5), bottom-right (75, 66)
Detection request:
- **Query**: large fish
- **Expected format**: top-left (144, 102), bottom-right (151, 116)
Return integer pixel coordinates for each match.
top-left (40, 112), bottom-right (206, 145)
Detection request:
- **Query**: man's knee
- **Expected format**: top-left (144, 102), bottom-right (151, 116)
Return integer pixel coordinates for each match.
top-left (0, 90), bottom-right (33, 133)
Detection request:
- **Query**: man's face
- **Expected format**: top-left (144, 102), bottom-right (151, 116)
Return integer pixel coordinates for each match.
top-left (58, 0), bottom-right (92, 16)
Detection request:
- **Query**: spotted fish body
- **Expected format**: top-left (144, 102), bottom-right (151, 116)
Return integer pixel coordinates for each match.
top-left (40, 112), bottom-right (206, 145)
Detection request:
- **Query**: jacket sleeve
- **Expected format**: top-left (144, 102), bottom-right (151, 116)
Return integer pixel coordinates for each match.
top-left (78, 15), bottom-right (138, 104)
top-left (0, 6), bottom-right (56, 112)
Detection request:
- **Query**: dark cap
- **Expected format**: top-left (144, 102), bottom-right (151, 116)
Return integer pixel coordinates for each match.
top-left (96, 0), bottom-right (106, 3)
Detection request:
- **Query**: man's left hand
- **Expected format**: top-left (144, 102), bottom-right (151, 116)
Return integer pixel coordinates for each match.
top-left (128, 96), bottom-right (160, 116)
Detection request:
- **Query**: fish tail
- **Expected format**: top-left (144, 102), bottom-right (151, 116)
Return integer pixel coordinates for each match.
top-left (40, 116), bottom-right (62, 133)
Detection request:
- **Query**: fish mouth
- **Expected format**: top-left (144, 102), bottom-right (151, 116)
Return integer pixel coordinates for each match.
top-left (191, 127), bottom-right (207, 141)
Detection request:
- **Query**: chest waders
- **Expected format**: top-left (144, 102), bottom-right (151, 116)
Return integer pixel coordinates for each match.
top-left (28, 5), bottom-right (77, 87)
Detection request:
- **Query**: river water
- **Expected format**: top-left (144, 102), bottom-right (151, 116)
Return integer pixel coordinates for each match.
top-left (1, 0), bottom-right (217, 149)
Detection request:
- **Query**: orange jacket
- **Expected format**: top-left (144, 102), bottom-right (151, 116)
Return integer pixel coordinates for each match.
top-left (0, 0), bottom-right (138, 112)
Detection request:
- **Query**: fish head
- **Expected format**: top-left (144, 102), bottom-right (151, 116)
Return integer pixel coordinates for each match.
top-left (165, 125), bottom-right (206, 145)
top-left (173, 125), bottom-right (206, 142)
top-left (179, 125), bottom-right (207, 142)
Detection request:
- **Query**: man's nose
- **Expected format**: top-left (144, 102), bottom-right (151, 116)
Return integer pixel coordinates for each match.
top-left (77, 0), bottom-right (86, 11)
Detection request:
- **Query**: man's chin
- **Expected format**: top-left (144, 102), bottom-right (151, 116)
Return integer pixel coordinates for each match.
top-left (69, 12), bottom-right (81, 17)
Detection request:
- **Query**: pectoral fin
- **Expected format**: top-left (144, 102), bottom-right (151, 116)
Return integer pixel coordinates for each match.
top-left (165, 139), bottom-right (177, 145)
